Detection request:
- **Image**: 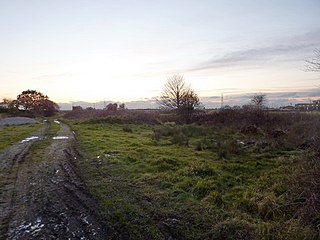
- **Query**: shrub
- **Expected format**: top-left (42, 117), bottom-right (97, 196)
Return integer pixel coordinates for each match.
top-left (195, 141), bottom-right (203, 151)
top-left (151, 157), bottom-right (182, 171)
top-left (257, 195), bottom-right (280, 221)
top-left (277, 219), bottom-right (317, 240)
top-left (170, 131), bottom-right (188, 146)
top-left (152, 129), bottom-right (161, 141)
top-left (180, 125), bottom-right (207, 137)
top-left (211, 218), bottom-right (255, 240)
top-left (202, 192), bottom-right (224, 206)
top-left (188, 162), bottom-right (217, 178)
top-left (286, 136), bottom-right (320, 235)
top-left (216, 141), bottom-right (230, 160)
top-left (123, 126), bottom-right (133, 133)
top-left (228, 140), bottom-right (244, 155)
top-left (192, 180), bottom-right (214, 199)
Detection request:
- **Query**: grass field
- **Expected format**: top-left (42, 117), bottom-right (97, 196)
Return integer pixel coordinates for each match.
top-left (69, 116), bottom-right (319, 239)
top-left (0, 124), bottom-right (43, 153)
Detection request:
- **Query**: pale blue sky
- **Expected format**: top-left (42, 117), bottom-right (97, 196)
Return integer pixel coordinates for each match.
top-left (0, 0), bottom-right (319, 104)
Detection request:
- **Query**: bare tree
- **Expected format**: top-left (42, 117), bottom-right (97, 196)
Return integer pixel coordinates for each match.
top-left (251, 94), bottom-right (267, 110)
top-left (158, 74), bottom-right (187, 110)
top-left (306, 48), bottom-right (320, 72)
top-left (158, 75), bottom-right (202, 122)
top-left (158, 75), bottom-right (201, 112)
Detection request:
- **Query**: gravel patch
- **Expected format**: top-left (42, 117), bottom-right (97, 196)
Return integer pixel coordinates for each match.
top-left (0, 117), bottom-right (40, 126)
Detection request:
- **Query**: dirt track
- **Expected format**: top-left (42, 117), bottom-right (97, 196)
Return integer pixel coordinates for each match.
top-left (0, 121), bottom-right (106, 239)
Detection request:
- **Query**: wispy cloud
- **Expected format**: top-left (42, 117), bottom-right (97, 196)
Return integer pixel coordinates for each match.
top-left (186, 30), bottom-right (320, 72)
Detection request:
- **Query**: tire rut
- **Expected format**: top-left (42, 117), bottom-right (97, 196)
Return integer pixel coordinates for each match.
top-left (0, 122), bottom-right (49, 238)
top-left (0, 121), bottom-right (107, 239)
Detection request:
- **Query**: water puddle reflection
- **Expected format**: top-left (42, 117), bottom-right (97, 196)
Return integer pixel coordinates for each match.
top-left (52, 136), bottom-right (69, 140)
top-left (20, 136), bottom-right (39, 143)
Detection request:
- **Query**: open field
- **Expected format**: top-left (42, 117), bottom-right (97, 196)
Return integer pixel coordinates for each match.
top-left (0, 111), bottom-right (319, 239)
top-left (68, 111), bottom-right (320, 239)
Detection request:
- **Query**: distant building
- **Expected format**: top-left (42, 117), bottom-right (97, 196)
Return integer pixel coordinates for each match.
top-left (72, 106), bottom-right (83, 111)
top-left (280, 105), bottom-right (295, 111)
top-left (0, 102), bottom-right (9, 109)
top-left (295, 100), bottom-right (320, 111)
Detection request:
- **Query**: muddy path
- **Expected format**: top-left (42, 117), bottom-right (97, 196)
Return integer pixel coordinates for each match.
top-left (0, 121), bottom-right (107, 239)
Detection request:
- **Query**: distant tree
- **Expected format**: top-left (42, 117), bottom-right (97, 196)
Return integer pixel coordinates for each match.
top-left (72, 106), bottom-right (83, 111)
top-left (179, 89), bottom-right (202, 113)
top-left (251, 94), bottom-right (267, 110)
top-left (118, 103), bottom-right (126, 110)
top-left (306, 48), bottom-right (320, 72)
top-left (158, 74), bottom-right (202, 114)
top-left (14, 90), bottom-right (45, 111)
top-left (2, 98), bottom-right (12, 105)
top-left (0, 98), bottom-right (11, 112)
top-left (13, 90), bottom-right (59, 116)
top-left (106, 103), bottom-right (118, 111)
top-left (221, 105), bottom-right (231, 110)
top-left (35, 99), bottom-right (60, 117)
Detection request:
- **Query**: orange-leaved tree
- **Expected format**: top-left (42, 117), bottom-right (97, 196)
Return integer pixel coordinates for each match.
top-left (12, 90), bottom-right (59, 116)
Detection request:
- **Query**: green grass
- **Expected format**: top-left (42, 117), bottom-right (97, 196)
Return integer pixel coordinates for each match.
top-left (25, 120), bottom-right (61, 163)
top-left (0, 123), bottom-right (42, 152)
top-left (69, 120), bottom-right (317, 239)
top-left (0, 120), bottom-right (60, 197)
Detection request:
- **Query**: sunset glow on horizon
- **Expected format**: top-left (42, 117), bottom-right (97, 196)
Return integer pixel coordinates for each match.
top-left (1, 0), bottom-right (319, 107)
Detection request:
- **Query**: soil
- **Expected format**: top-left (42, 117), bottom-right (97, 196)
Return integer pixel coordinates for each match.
top-left (0, 121), bottom-right (107, 239)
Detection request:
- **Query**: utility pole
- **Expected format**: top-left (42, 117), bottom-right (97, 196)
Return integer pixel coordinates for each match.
top-left (221, 93), bottom-right (224, 109)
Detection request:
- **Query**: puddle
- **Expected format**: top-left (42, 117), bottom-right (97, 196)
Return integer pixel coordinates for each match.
top-left (20, 136), bottom-right (39, 143)
top-left (13, 217), bottom-right (45, 237)
top-left (52, 136), bottom-right (69, 140)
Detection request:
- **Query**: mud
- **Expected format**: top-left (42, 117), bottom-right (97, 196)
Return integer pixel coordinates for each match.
top-left (0, 121), bottom-right (107, 239)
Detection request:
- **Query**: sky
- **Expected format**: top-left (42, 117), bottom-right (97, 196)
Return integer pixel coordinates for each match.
top-left (0, 0), bottom-right (319, 108)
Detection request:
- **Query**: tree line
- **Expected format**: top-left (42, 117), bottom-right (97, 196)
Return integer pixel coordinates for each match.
top-left (1, 48), bottom-right (319, 118)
